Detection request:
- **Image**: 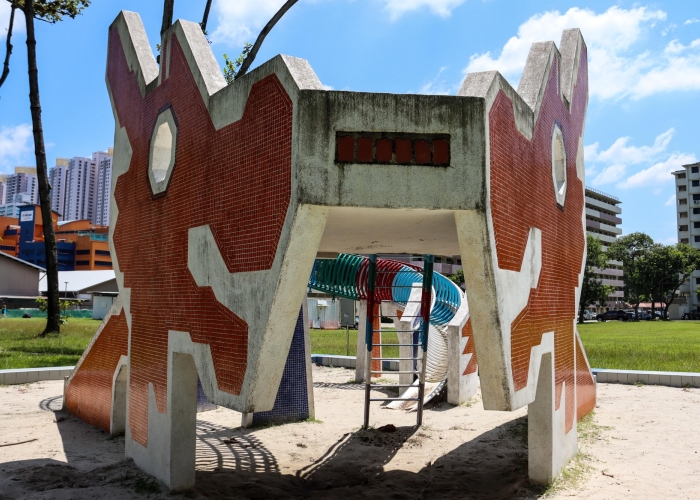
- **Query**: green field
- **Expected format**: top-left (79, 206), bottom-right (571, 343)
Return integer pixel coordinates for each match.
top-left (1, 318), bottom-right (699, 373)
top-left (0, 318), bottom-right (100, 370)
top-left (309, 327), bottom-right (399, 359)
top-left (578, 320), bottom-right (700, 372)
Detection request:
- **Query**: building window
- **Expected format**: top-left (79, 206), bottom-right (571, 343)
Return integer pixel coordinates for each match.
top-left (75, 260), bottom-right (90, 266)
top-left (694, 208), bottom-right (700, 215)
top-left (693, 166), bottom-right (699, 174)
top-left (95, 250), bottom-right (111, 256)
top-left (95, 260), bottom-right (112, 267)
top-left (694, 194), bottom-right (700, 201)
top-left (694, 180), bottom-right (700, 187)
top-left (76, 249), bottom-right (90, 255)
top-left (681, 238), bottom-right (689, 244)
top-left (695, 222), bottom-right (700, 229)
top-left (680, 212), bottom-right (688, 218)
top-left (680, 225), bottom-right (688, 231)
top-left (679, 198), bottom-right (688, 205)
top-left (679, 185), bottom-right (687, 192)
top-left (0, 245), bottom-right (15, 251)
top-left (696, 236), bottom-right (700, 243)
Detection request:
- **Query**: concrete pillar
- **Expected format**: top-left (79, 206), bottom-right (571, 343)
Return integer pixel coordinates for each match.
top-left (528, 352), bottom-right (577, 484)
top-left (445, 297), bottom-right (478, 405)
top-left (242, 301), bottom-right (315, 427)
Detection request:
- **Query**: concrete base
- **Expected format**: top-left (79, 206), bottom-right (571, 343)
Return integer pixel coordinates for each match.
top-left (527, 352), bottom-right (577, 484)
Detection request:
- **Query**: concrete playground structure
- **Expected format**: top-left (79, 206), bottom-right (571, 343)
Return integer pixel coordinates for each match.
top-left (63, 10), bottom-right (595, 491)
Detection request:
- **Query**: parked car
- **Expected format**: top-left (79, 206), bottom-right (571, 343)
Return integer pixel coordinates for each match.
top-left (636, 311), bottom-right (652, 321)
top-left (583, 309), bottom-right (594, 321)
top-left (596, 310), bottom-right (631, 321)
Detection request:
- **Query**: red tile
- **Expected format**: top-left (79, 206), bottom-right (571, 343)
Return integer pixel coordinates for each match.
top-left (337, 135), bottom-right (355, 162)
top-left (357, 137), bottom-right (373, 163)
top-left (375, 138), bottom-right (393, 163)
top-left (395, 138), bottom-right (412, 164)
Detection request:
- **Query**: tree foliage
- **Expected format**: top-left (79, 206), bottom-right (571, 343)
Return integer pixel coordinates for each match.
top-left (578, 235), bottom-right (614, 323)
top-left (222, 43), bottom-right (252, 84)
top-left (9, 0), bottom-right (90, 23)
top-left (607, 232), bottom-right (655, 318)
top-left (644, 243), bottom-right (700, 319)
top-left (448, 269), bottom-right (464, 288)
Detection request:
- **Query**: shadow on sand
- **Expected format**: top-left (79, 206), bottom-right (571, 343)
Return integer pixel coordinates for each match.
top-left (0, 392), bottom-right (546, 499)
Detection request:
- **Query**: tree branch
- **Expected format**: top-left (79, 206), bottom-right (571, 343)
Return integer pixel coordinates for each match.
top-left (161, 0), bottom-right (174, 37)
top-left (0, 3), bottom-right (17, 89)
top-left (201, 0), bottom-right (212, 33)
top-left (235, 0), bottom-right (298, 81)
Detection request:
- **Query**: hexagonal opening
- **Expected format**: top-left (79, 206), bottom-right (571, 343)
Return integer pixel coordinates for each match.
top-left (551, 125), bottom-right (567, 206)
top-left (148, 108), bottom-right (177, 195)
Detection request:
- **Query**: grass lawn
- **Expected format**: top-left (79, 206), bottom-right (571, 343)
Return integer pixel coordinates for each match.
top-left (1, 318), bottom-right (698, 373)
top-left (310, 327), bottom-right (400, 359)
top-left (578, 320), bottom-right (700, 372)
top-left (0, 318), bottom-right (101, 370)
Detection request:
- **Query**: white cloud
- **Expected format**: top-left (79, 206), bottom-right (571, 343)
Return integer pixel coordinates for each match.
top-left (618, 153), bottom-right (697, 189)
top-left (592, 164), bottom-right (626, 186)
top-left (661, 23), bottom-right (677, 37)
top-left (462, 6), bottom-right (700, 100)
top-left (587, 128), bottom-right (674, 165)
top-left (684, 19), bottom-right (699, 25)
top-left (664, 193), bottom-right (676, 206)
top-left (210, 0), bottom-right (289, 46)
top-left (418, 66), bottom-right (455, 94)
top-left (0, 2), bottom-right (25, 35)
top-left (382, 0), bottom-right (466, 20)
top-left (0, 124), bottom-right (32, 173)
top-left (586, 129), bottom-right (695, 189)
top-left (210, 0), bottom-right (466, 46)
top-left (464, 7), bottom-right (665, 100)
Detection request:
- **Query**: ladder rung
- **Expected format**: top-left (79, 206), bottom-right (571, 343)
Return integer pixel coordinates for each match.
top-left (371, 370), bottom-right (419, 374)
top-left (373, 357), bottom-right (419, 361)
top-left (375, 330), bottom-right (419, 333)
top-left (369, 398), bottom-right (420, 402)
top-left (370, 384), bottom-right (416, 388)
top-left (373, 343), bottom-right (420, 347)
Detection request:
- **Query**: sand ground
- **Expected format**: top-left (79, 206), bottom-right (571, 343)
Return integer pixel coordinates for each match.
top-left (1, 365), bottom-right (699, 499)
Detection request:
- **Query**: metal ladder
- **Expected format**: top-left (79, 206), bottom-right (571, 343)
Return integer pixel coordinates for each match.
top-left (363, 254), bottom-right (434, 428)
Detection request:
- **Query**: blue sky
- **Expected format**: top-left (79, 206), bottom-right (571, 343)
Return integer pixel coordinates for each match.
top-left (0, 0), bottom-right (698, 244)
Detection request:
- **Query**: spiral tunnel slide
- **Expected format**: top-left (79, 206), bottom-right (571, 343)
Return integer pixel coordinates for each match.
top-left (308, 254), bottom-right (465, 409)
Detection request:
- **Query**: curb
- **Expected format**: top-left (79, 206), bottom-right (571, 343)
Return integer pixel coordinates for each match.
top-left (0, 366), bottom-right (74, 385)
top-left (311, 354), bottom-right (399, 371)
top-left (592, 368), bottom-right (700, 388)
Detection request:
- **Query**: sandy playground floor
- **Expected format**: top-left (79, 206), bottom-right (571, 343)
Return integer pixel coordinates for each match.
top-left (1, 365), bottom-right (699, 499)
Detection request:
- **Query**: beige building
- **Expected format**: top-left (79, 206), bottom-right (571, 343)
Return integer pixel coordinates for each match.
top-left (672, 162), bottom-right (700, 315)
top-left (584, 187), bottom-right (624, 312)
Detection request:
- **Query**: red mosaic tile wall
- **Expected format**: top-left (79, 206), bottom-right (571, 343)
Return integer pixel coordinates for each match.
top-left (461, 318), bottom-right (478, 375)
top-left (575, 334), bottom-right (596, 420)
top-left (106, 29), bottom-right (293, 446)
top-left (488, 45), bottom-right (591, 431)
top-left (64, 309), bottom-right (129, 432)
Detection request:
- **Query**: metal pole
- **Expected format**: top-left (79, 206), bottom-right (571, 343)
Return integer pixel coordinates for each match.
top-left (346, 325), bottom-right (349, 356)
top-left (64, 282), bottom-right (68, 315)
top-left (417, 254), bottom-right (433, 427)
top-left (363, 254), bottom-right (377, 429)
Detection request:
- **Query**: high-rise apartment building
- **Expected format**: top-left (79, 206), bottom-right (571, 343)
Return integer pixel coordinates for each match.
top-left (584, 187), bottom-right (624, 312)
top-left (64, 156), bottom-right (98, 221)
top-left (62, 150), bottom-right (113, 224)
top-left (0, 175), bottom-right (6, 204)
top-left (49, 159), bottom-right (69, 219)
top-left (672, 161), bottom-right (700, 315)
top-left (93, 148), bottom-right (113, 225)
top-left (3, 167), bottom-right (38, 205)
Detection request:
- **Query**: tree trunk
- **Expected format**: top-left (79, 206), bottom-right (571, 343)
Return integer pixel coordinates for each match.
top-left (235, 0), bottom-right (299, 80)
top-left (201, 0), bottom-right (212, 32)
top-left (24, 0), bottom-right (60, 335)
top-left (161, 0), bottom-right (175, 37)
top-left (578, 304), bottom-right (585, 324)
top-left (0, 3), bottom-right (16, 88)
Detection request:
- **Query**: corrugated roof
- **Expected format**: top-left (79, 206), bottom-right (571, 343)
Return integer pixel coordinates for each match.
top-left (39, 270), bottom-right (116, 293)
top-left (0, 251), bottom-right (46, 272)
